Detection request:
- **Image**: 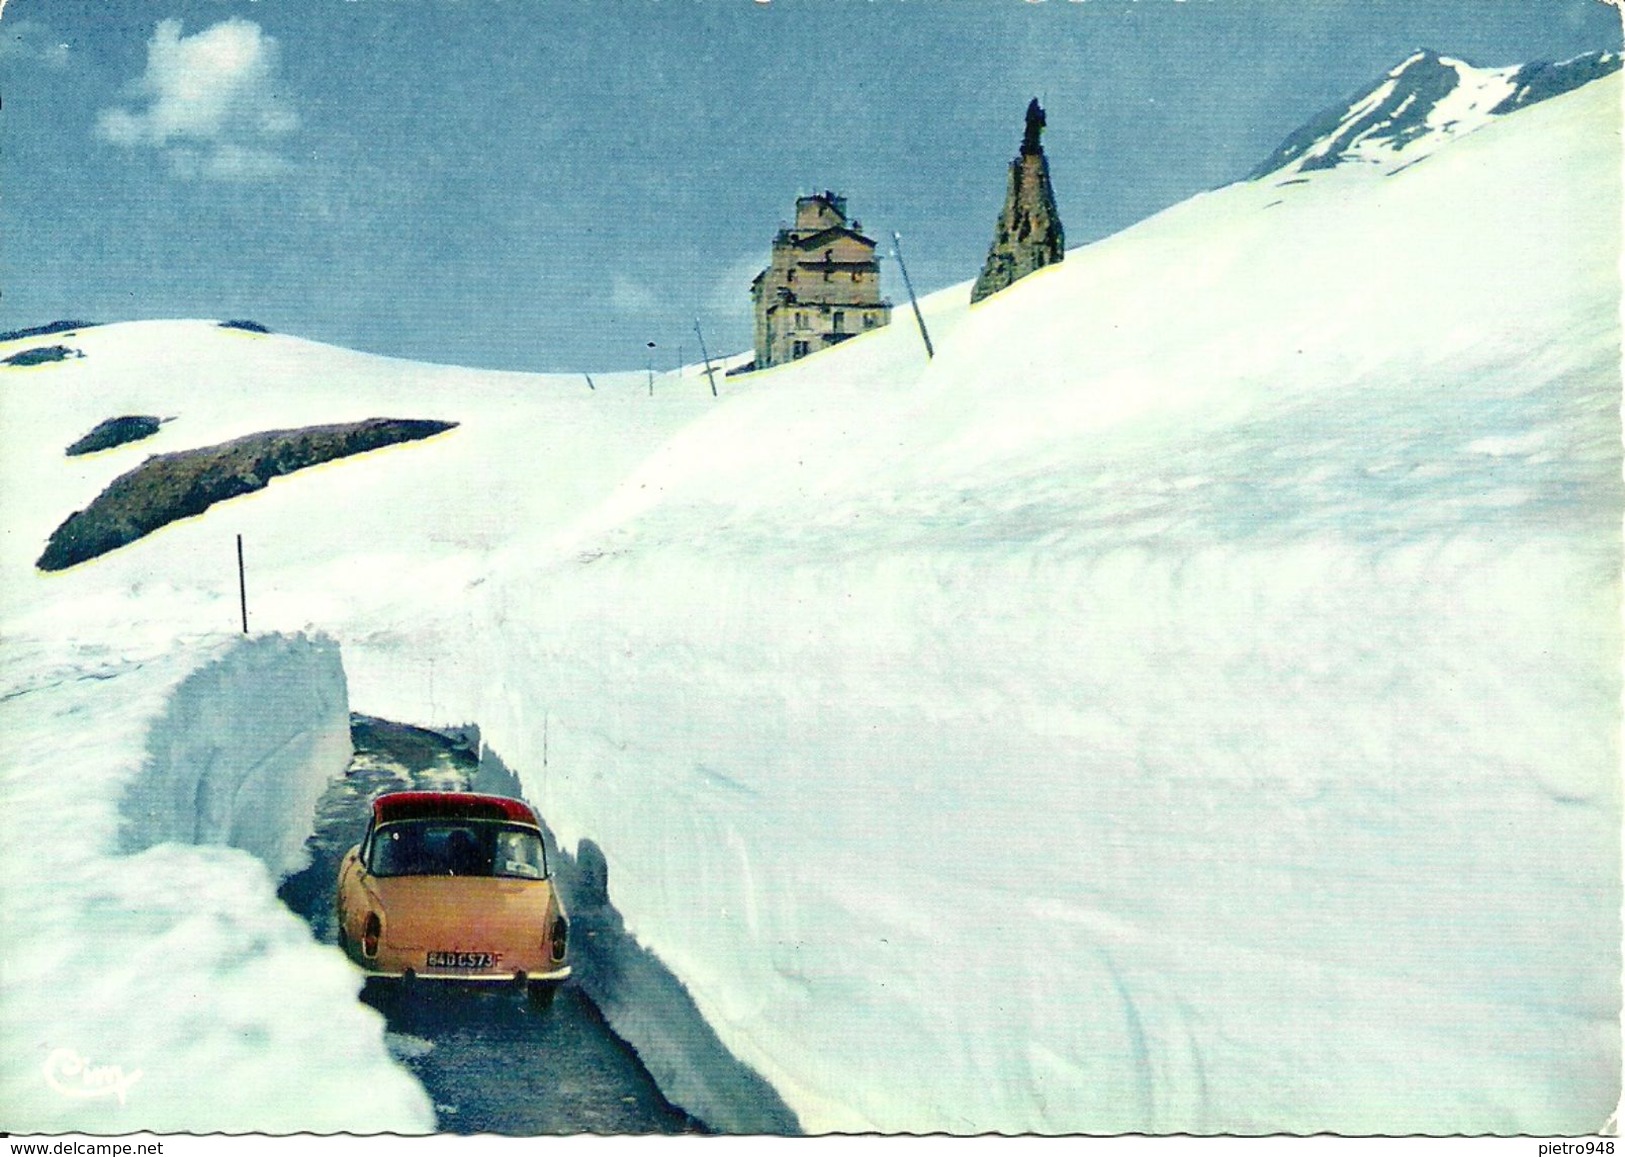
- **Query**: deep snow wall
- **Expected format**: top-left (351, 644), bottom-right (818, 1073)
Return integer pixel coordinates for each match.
top-left (0, 632), bottom-right (433, 1133)
top-left (470, 747), bottom-right (802, 1133)
top-left (461, 76), bottom-right (1622, 1134)
top-left (472, 535), bottom-right (1620, 1135)
top-left (122, 632), bottom-right (352, 877)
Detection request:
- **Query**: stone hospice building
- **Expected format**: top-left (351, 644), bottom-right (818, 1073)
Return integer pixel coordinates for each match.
top-left (750, 191), bottom-right (892, 370)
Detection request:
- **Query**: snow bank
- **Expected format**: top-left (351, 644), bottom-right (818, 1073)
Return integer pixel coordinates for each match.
top-left (496, 776), bottom-right (803, 1134)
top-left (0, 632), bottom-right (432, 1133)
top-left (123, 633), bottom-right (352, 877)
top-left (477, 535), bottom-right (1618, 1134)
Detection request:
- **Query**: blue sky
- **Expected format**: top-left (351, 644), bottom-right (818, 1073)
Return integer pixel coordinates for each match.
top-left (4, 0), bottom-right (1620, 371)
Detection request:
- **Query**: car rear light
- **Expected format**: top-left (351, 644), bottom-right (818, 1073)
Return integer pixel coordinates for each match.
top-left (362, 914), bottom-right (381, 958)
top-left (549, 915), bottom-right (568, 962)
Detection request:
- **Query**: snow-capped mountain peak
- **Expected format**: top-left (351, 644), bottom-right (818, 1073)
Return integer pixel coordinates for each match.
top-left (1251, 47), bottom-right (1620, 179)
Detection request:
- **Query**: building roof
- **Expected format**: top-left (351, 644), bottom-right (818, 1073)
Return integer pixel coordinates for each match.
top-left (789, 225), bottom-right (879, 251)
top-left (798, 190), bottom-right (847, 213)
top-left (795, 191), bottom-right (849, 226)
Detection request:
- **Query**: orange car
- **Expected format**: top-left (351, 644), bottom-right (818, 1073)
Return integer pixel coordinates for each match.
top-left (336, 791), bottom-right (571, 1007)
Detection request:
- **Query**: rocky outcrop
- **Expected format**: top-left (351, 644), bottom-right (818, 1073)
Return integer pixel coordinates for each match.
top-left (66, 415), bottom-right (166, 457)
top-left (4, 344), bottom-right (82, 367)
top-left (38, 417), bottom-right (457, 571)
top-left (971, 99), bottom-right (1065, 304)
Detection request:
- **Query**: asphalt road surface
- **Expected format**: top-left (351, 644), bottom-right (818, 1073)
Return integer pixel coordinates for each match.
top-left (277, 715), bottom-right (705, 1135)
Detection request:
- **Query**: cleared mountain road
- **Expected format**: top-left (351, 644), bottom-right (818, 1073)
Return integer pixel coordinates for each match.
top-left (276, 715), bottom-right (703, 1135)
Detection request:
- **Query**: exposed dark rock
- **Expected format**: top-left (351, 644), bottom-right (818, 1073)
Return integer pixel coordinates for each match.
top-left (1251, 48), bottom-right (1622, 181)
top-left (1251, 50), bottom-right (1460, 179)
top-left (66, 415), bottom-right (167, 457)
top-left (38, 417), bottom-right (458, 571)
top-left (4, 344), bottom-right (81, 367)
top-left (219, 319), bottom-right (272, 333)
top-left (971, 99), bottom-right (1065, 305)
top-left (1492, 50), bottom-right (1622, 114)
top-left (0, 320), bottom-right (97, 342)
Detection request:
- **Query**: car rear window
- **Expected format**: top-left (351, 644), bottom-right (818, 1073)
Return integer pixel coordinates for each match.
top-left (369, 819), bottom-right (548, 879)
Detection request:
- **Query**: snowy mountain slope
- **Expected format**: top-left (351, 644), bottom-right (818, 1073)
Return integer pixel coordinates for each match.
top-left (0, 63), bottom-right (1618, 1134)
top-left (463, 72), bottom-right (1622, 1133)
top-left (1250, 48), bottom-right (1620, 178)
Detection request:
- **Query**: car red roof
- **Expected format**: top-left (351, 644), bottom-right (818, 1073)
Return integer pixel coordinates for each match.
top-left (372, 791), bottom-right (539, 826)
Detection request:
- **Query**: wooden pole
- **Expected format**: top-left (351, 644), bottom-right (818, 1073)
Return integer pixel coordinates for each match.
top-left (892, 231), bottom-right (934, 360)
top-left (236, 534), bottom-right (248, 634)
top-left (694, 320), bottom-right (719, 397)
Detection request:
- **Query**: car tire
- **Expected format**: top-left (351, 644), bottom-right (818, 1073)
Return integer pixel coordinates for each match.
top-left (526, 981), bottom-right (558, 1012)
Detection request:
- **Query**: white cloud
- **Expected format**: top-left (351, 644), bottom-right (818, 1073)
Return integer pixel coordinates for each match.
top-left (0, 20), bottom-right (72, 69)
top-left (707, 252), bottom-right (768, 317)
top-left (96, 18), bottom-right (298, 181)
top-left (610, 274), bottom-right (659, 314)
top-left (170, 143), bottom-right (294, 183)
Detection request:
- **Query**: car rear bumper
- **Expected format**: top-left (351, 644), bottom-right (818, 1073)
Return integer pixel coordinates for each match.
top-left (359, 963), bottom-right (572, 984)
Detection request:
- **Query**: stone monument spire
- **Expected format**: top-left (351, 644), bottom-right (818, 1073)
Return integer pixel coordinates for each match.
top-left (1021, 97), bottom-right (1046, 155)
top-left (971, 98), bottom-right (1065, 304)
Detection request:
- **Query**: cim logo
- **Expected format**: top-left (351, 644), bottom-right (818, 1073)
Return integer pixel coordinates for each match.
top-left (42, 1046), bottom-right (143, 1105)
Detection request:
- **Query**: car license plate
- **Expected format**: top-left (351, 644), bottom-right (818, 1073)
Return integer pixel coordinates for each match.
top-left (426, 951), bottom-right (494, 969)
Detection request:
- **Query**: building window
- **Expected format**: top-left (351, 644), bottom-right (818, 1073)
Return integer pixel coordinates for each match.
top-left (833, 311), bottom-right (845, 334)
top-left (788, 268), bottom-right (796, 283)
top-left (796, 312), bottom-right (807, 329)
top-left (792, 340), bottom-right (810, 359)
top-left (863, 314), bottom-right (877, 329)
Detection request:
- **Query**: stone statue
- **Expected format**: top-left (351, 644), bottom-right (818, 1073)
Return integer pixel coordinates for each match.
top-left (1021, 98), bottom-right (1046, 156)
top-left (972, 97), bottom-right (1065, 303)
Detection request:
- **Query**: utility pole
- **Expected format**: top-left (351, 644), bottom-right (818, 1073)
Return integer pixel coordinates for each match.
top-left (694, 319), bottom-right (719, 397)
top-left (236, 534), bottom-right (248, 634)
top-left (892, 231), bottom-right (934, 360)
top-left (646, 341), bottom-right (656, 395)
top-left (584, 373), bottom-right (596, 391)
